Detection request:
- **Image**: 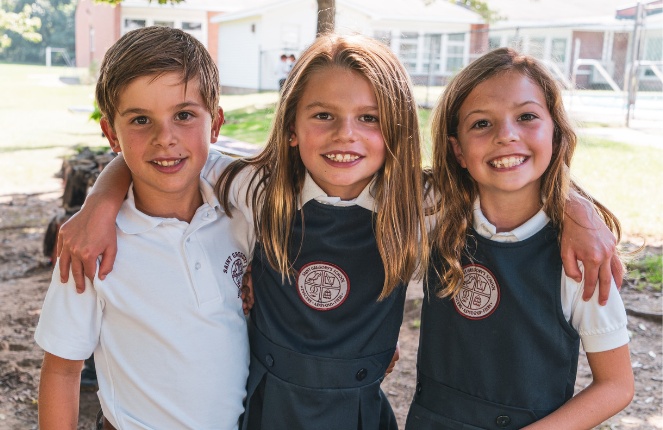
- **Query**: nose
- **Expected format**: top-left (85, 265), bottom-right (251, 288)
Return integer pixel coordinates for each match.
top-left (333, 117), bottom-right (356, 143)
top-left (495, 119), bottom-right (518, 145)
top-left (152, 122), bottom-right (176, 148)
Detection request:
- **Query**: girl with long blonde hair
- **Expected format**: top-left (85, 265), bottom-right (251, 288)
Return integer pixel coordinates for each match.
top-left (407, 48), bottom-right (633, 430)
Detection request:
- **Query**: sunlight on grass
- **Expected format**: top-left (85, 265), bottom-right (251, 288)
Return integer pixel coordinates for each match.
top-left (222, 106), bottom-right (275, 145)
top-left (627, 254), bottom-right (663, 291)
top-left (0, 64), bottom-right (107, 194)
top-left (572, 136), bottom-right (663, 241)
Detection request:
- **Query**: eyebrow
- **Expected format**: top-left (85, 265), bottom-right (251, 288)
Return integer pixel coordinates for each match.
top-left (302, 101), bottom-right (378, 111)
top-left (462, 100), bottom-right (545, 122)
top-left (118, 101), bottom-right (203, 116)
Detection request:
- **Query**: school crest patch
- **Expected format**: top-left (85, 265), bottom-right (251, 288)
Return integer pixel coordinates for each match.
top-left (223, 251), bottom-right (248, 297)
top-left (454, 264), bottom-right (500, 320)
top-left (296, 262), bottom-right (350, 311)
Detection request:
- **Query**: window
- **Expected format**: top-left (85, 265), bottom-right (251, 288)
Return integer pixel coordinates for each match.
top-left (645, 36), bottom-right (662, 61)
top-left (489, 36), bottom-right (502, 50)
top-left (124, 19), bottom-right (146, 32)
top-left (445, 33), bottom-right (465, 72)
top-left (551, 38), bottom-right (567, 63)
top-left (528, 37), bottom-right (545, 59)
top-left (374, 30), bottom-right (392, 47)
top-left (182, 22), bottom-right (202, 31)
top-left (508, 35), bottom-right (523, 51)
top-left (154, 20), bottom-right (174, 28)
top-left (422, 34), bottom-right (441, 73)
top-left (400, 32), bottom-right (419, 72)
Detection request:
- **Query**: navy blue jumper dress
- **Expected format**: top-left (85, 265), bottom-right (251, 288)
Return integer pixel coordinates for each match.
top-left (243, 200), bottom-right (405, 430)
top-left (406, 224), bottom-right (580, 430)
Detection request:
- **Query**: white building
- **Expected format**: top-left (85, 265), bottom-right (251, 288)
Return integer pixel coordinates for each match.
top-left (210, 0), bottom-right (483, 93)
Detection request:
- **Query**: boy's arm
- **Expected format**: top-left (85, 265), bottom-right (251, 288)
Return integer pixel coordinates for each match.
top-left (521, 344), bottom-right (633, 430)
top-left (38, 352), bottom-right (84, 430)
top-left (57, 155), bottom-right (131, 292)
top-left (560, 192), bottom-right (623, 305)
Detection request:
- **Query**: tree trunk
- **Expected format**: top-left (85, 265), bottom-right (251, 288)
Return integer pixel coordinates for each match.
top-left (316, 0), bottom-right (335, 35)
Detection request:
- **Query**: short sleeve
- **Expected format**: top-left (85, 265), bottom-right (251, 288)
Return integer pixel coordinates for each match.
top-left (34, 262), bottom-right (102, 360)
top-left (201, 148), bottom-right (235, 186)
top-left (562, 264), bottom-right (630, 353)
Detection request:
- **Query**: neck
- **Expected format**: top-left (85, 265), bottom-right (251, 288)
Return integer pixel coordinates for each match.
top-left (133, 186), bottom-right (203, 223)
top-left (478, 191), bottom-right (542, 233)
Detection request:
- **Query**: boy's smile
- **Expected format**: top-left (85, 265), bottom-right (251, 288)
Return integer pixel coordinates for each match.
top-left (290, 66), bottom-right (386, 200)
top-left (101, 72), bottom-right (222, 221)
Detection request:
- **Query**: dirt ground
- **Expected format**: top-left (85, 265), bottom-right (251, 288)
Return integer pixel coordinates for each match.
top-left (0, 190), bottom-right (661, 429)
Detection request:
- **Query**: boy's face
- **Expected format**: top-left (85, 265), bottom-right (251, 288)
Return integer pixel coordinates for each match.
top-left (101, 73), bottom-right (222, 208)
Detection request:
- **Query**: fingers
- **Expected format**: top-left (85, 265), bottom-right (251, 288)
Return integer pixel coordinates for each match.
top-left (240, 265), bottom-right (255, 316)
top-left (71, 259), bottom-right (87, 294)
top-left (98, 246), bottom-right (117, 281)
top-left (240, 286), bottom-right (254, 316)
top-left (58, 249), bottom-right (72, 283)
top-left (581, 258), bottom-right (600, 302)
top-left (596, 263), bottom-right (612, 306)
top-left (611, 254), bottom-right (624, 290)
top-left (385, 342), bottom-right (400, 376)
top-left (561, 248), bottom-right (583, 283)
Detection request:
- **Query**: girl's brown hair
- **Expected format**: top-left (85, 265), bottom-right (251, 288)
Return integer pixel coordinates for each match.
top-left (217, 33), bottom-right (427, 298)
top-left (427, 47), bottom-right (621, 298)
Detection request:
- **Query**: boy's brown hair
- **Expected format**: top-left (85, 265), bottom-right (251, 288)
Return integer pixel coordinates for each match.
top-left (96, 26), bottom-right (220, 126)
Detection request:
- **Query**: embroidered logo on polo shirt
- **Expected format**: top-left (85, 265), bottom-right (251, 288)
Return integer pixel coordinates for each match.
top-left (296, 262), bottom-right (349, 311)
top-left (454, 264), bottom-right (500, 320)
top-left (223, 251), bottom-right (248, 297)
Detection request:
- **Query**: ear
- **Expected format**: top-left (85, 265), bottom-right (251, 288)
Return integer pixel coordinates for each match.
top-left (450, 136), bottom-right (467, 168)
top-left (101, 118), bottom-right (121, 153)
top-left (289, 127), bottom-right (297, 147)
top-left (211, 107), bottom-right (224, 143)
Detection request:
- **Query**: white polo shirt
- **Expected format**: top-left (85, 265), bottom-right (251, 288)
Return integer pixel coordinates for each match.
top-left (35, 167), bottom-right (253, 429)
top-left (471, 198), bottom-right (629, 353)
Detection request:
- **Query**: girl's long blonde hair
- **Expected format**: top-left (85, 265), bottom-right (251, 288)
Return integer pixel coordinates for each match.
top-left (217, 33), bottom-right (427, 299)
top-left (427, 47), bottom-right (621, 298)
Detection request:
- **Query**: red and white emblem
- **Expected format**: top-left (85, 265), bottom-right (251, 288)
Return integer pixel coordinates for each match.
top-left (296, 262), bottom-right (349, 311)
top-left (454, 264), bottom-right (500, 320)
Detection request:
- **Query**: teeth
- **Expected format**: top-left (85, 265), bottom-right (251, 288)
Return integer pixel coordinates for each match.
top-left (153, 159), bottom-right (182, 167)
top-left (325, 153), bottom-right (360, 162)
top-left (490, 156), bottom-right (525, 169)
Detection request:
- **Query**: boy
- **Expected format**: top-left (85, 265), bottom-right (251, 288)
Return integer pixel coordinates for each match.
top-left (35, 26), bottom-right (252, 429)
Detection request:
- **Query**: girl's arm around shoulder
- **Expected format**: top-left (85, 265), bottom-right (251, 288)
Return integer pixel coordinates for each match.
top-left (205, 151), bottom-right (262, 226)
top-left (560, 192), bottom-right (623, 304)
top-left (521, 344), bottom-right (633, 430)
top-left (38, 352), bottom-right (85, 430)
top-left (201, 147), bottom-right (235, 186)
